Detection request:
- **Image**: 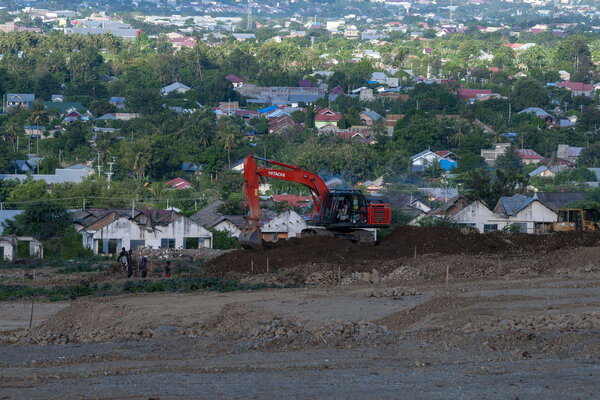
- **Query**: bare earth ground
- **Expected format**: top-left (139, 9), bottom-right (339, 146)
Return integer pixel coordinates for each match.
top-left (1, 235), bottom-right (600, 398)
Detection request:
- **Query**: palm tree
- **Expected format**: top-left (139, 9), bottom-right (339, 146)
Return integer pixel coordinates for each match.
top-left (3, 120), bottom-right (20, 152)
top-left (131, 143), bottom-right (150, 180)
top-left (449, 118), bottom-right (472, 148)
top-left (217, 120), bottom-right (240, 168)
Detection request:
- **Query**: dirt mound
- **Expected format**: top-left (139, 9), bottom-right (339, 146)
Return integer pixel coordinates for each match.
top-left (200, 303), bottom-right (275, 336)
top-left (207, 226), bottom-right (600, 276)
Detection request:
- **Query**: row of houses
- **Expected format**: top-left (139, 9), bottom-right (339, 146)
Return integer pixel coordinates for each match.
top-left (418, 191), bottom-right (586, 233)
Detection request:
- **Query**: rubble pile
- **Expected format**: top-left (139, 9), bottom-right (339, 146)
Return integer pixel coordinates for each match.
top-left (134, 247), bottom-right (227, 261)
top-left (481, 312), bottom-right (600, 332)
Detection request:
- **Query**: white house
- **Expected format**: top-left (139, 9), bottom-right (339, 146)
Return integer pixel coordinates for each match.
top-left (81, 211), bottom-right (212, 254)
top-left (453, 195), bottom-right (557, 233)
top-left (453, 201), bottom-right (503, 233)
top-left (260, 210), bottom-right (308, 242)
top-left (160, 82), bottom-right (191, 96)
top-left (410, 150), bottom-right (443, 173)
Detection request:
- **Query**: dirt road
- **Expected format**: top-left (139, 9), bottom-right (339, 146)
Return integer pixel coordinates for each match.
top-left (1, 272), bottom-right (599, 399)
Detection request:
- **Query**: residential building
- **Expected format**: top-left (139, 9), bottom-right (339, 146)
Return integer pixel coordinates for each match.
top-left (557, 81), bottom-right (594, 97)
top-left (410, 150), bottom-right (443, 173)
top-left (166, 177), bottom-right (192, 189)
top-left (384, 114), bottom-right (404, 136)
top-left (481, 143), bottom-right (510, 166)
top-left (78, 209), bottom-right (212, 254)
top-left (0, 168), bottom-right (91, 184)
top-left (557, 144), bottom-right (584, 163)
top-left (518, 107), bottom-right (554, 124)
top-left (268, 114), bottom-right (303, 135)
top-left (0, 236), bottom-right (43, 261)
top-left (3, 93), bottom-right (35, 111)
top-left (528, 165), bottom-right (567, 178)
top-left (225, 74), bottom-right (244, 88)
top-left (261, 210), bottom-right (308, 242)
top-left (516, 149), bottom-right (544, 164)
top-left (533, 191), bottom-right (585, 212)
top-left (314, 108), bottom-right (341, 128)
top-left (161, 82), bottom-right (191, 96)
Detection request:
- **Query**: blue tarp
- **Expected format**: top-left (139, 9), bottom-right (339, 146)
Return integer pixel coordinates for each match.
top-left (440, 159), bottom-right (457, 171)
top-left (258, 105), bottom-right (278, 114)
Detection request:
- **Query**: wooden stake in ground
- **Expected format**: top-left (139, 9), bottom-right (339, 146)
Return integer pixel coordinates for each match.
top-left (28, 300), bottom-right (34, 331)
top-left (414, 246), bottom-right (417, 259)
top-left (21, 269), bottom-right (24, 283)
top-left (33, 269), bottom-right (36, 282)
top-left (251, 260), bottom-right (254, 273)
top-left (445, 265), bottom-right (449, 288)
top-left (266, 258), bottom-right (269, 274)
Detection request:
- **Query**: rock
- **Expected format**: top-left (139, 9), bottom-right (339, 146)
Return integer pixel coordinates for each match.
top-left (361, 273), bottom-right (372, 283)
top-left (371, 269), bottom-right (381, 284)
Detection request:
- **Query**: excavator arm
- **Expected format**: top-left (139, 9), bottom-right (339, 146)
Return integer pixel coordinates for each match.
top-left (240, 155), bottom-right (329, 248)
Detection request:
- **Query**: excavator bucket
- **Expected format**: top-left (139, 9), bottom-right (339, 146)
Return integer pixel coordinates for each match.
top-left (239, 227), bottom-right (264, 249)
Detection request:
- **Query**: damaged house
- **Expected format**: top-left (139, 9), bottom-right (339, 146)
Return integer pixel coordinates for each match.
top-left (74, 209), bottom-right (212, 254)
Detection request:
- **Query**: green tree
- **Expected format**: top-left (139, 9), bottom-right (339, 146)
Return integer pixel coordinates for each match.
top-left (510, 78), bottom-right (548, 111)
top-left (1, 201), bottom-right (72, 240)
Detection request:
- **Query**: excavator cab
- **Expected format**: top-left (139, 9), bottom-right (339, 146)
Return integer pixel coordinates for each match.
top-left (553, 208), bottom-right (600, 232)
top-left (317, 189), bottom-right (390, 229)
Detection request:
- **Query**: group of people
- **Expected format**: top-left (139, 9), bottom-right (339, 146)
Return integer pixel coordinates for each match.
top-left (117, 248), bottom-right (171, 279)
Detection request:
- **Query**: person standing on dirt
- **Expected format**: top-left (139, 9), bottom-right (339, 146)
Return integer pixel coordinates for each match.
top-left (118, 247), bottom-right (129, 274)
top-left (164, 261), bottom-right (171, 279)
top-left (140, 256), bottom-right (148, 278)
top-left (126, 250), bottom-right (134, 278)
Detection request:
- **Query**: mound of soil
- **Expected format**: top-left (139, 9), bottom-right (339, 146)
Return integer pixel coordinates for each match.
top-left (206, 226), bottom-right (600, 275)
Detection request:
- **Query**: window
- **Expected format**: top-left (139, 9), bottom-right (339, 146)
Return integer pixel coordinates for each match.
top-left (96, 239), bottom-right (118, 254)
top-left (161, 238), bottom-right (175, 249)
top-left (558, 210), bottom-right (568, 222)
top-left (483, 224), bottom-right (498, 233)
top-left (184, 238), bottom-right (199, 249)
top-left (130, 240), bottom-right (145, 250)
top-left (511, 223), bottom-right (527, 233)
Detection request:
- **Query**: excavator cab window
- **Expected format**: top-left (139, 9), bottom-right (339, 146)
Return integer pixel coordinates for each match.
top-left (558, 210), bottom-right (568, 222)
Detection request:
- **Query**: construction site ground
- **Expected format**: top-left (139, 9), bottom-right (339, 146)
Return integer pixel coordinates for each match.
top-left (1, 227), bottom-right (599, 399)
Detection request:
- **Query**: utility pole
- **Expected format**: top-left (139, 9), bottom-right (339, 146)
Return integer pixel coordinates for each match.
top-left (247, 0), bottom-right (253, 30)
top-left (106, 157), bottom-right (115, 189)
top-left (97, 152), bottom-right (101, 175)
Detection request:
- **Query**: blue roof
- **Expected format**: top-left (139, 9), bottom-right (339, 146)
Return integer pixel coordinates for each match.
top-left (258, 105), bottom-right (279, 114)
top-left (528, 166), bottom-right (547, 177)
top-left (181, 162), bottom-right (202, 172)
top-left (498, 194), bottom-right (534, 216)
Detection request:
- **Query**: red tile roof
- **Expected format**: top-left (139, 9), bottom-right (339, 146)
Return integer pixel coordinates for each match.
top-left (165, 177), bottom-right (192, 189)
top-left (557, 82), bottom-right (592, 92)
top-left (315, 108), bottom-right (341, 122)
top-left (516, 149), bottom-right (543, 160)
top-left (458, 89), bottom-right (493, 100)
top-left (225, 74), bottom-right (244, 84)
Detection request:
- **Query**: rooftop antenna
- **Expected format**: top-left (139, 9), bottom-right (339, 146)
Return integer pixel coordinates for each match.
top-left (247, 0), bottom-right (253, 31)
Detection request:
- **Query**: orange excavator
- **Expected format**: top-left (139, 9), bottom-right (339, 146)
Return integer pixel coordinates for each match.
top-left (239, 155), bottom-right (391, 249)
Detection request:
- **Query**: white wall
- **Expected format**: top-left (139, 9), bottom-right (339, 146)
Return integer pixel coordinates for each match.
top-left (85, 215), bottom-right (212, 253)
top-left (507, 201), bottom-right (556, 233)
top-left (0, 240), bottom-right (14, 260)
top-left (453, 201), bottom-right (502, 233)
top-left (413, 153), bottom-right (441, 166)
top-left (453, 200), bottom-right (557, 233)
top-left (213, 220), bottom-right (242, 238)
top-left (261, 210), bottom-right (308, 238)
